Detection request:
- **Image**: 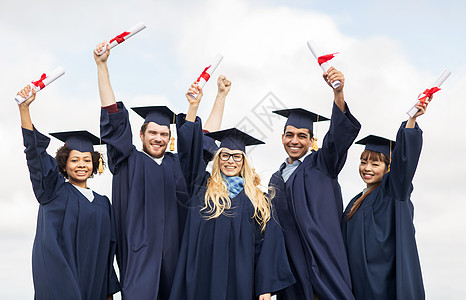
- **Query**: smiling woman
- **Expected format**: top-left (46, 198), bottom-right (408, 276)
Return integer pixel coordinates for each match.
top-left (16, 86), bottom-right (120, 300)
top-left (341, 99), bottom-right (432, 299)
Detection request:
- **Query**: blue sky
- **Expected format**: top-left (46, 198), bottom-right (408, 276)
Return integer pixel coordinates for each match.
top-left (1, 0), bottom-right (465, 298)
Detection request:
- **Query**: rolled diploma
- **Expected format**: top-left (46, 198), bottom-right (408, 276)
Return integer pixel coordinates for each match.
top-left (15, 66), bottom-right (65, 104)
top-left (98, 22), bottom-right (146, 55)
top-left (307, 40), bottom-right (340, 89)
top-left (406, 69), bottom-right (451, 117)
top-left (189, 53), bottom-right (224, 98)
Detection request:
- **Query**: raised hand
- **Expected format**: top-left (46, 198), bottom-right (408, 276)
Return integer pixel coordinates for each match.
top-left (94, 41), bottom-right (110, 65)
top-left (217, 75), bottom-right (231, 96)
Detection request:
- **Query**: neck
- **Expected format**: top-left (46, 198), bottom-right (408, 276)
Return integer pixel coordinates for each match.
top-left (70, 180), bottom-right (87, 189)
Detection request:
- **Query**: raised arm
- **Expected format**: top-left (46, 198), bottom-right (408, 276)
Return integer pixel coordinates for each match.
top-left (94, 41), bottom-right (116, 107)
top-left (96, 42), bottom-right (133, 174)
top-left (203, 75), bottom-right (231, 132)
top-left (17, 87), bottom-right (63, 204)
top-left (176, 83), bottom-right (208, 195)
top-left (17, 85), bottom-right (36, 130)
top-left (389, 96), bottom-right (430, 199)
top-left (323, 66), bottom-right (345, 112)
top-left (317, 67), bottom-right (361, 177)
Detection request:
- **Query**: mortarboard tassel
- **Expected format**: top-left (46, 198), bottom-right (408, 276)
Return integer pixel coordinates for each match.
top-left (169, 137), bottom-right (175, 151)
top-left (310, 138), bottom-right (319, 152)
top-left (310, 114), bottom-right (320, 152)
top-left (98, 137), bottom-right (104, 173)
top-left (169, 113), bottom-right (176, 151)
top-left (98, 155), bottom-right (104, 173)
top-left (387, 140), bottom-right (392, 172)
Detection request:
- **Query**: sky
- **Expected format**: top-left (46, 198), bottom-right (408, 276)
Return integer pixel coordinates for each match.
top-left (1, 0), bottom-right (466, 299)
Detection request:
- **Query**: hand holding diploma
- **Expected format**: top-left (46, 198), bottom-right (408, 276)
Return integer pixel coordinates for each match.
top-left (97, 22), bottom-right (146, 55)
top-left (407, 69), bottom-right (451, 117)
top-left (189, 53), bottom-right (223, 98)
top-left (307, 40), bottom-right (340, 89)
top-left (14, 66), bottom-right (65, 104)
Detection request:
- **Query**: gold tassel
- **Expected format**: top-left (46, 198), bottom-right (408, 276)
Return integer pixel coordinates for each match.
top-left (310, 114), bottom-right (319, 152)
top-left (169, 137), bottom-right (175, 151)
top-left (310, 138), bottom-right (319, 152)
top-left (98, 137), bottom-right (104, 173)
top-left (169, 113), bottom-right (176, 151)
top-left (387, 140), bottom-right (392, 172)
top-left (98, 155), bottom-right (104, 173)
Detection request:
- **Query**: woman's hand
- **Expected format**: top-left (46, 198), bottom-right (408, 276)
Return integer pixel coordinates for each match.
top-left (217, 75), bottom-right (231, 96)
top-left (406, 95), bottom-right (431, 128)
top-left (17, 85), bottom-right (36, 108)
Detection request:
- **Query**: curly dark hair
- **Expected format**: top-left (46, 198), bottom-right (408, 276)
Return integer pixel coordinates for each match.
top-left (55, 144), bottom-right (104, 179)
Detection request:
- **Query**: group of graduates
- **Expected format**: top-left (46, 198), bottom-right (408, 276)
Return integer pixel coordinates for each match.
top-left (16, 40), bottom-right (430, 300)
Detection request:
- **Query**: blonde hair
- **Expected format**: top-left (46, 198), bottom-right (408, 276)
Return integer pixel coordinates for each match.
top-left (203, 148), bottom-right (273, 232)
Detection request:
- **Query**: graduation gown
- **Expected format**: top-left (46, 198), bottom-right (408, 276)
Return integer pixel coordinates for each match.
top-left (100, 102), bottom-right (189, 300)
top-left (169, 116), bottom-right (295, 300)
top-left (269, 103), bottom-right (361, 300)
top-left (22, 127), bottom-right (120, 300)
top-left (341, 122), bottom-right (425, 300)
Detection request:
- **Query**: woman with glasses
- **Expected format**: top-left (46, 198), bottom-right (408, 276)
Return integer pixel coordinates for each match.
top-left (169, 83), bottom-right (295, 300)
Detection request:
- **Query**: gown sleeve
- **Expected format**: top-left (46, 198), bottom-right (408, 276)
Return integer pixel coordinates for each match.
top-left (176, 114), bottom-right (209, 196)
top-left (317, 103), bottom-right (361, 178)
top-left (22, 127), bottom-right (64, 205)
top-left (100, 101), bottom-right (135, 175)
top-left (254, 207), bottom-right (296, 296)
top-left (388, 121), bottom-right (423, 200)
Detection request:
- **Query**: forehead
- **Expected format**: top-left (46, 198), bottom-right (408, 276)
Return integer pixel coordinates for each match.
top-left (68, 150), bottom-right (92, 158)
top-left (284, 125), bottom-right (310, 136)
top-left (220, 148), bottom-right (243, 154)
top-left (146, 122), bottom-right (170, 133)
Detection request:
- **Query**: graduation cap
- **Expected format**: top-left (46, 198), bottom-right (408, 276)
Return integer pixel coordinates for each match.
top-left (50, 130), bottom-right (105, 173)
top-left (355, 135), bottom-right (396, 157)
top-left (273, 108), bottom-right (329, 151)
top-left (131, 106), bottom-right (175, 127)
top-left (50, 130), bottom-right (101, 153)
top-left (273, 108), bottom-right (329, 133)
top-left (205, 128), bottom-right (264, 153)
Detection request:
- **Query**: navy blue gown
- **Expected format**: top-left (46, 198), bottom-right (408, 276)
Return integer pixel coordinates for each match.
top-left (169, 116), bottom-right (295, 300)
top-left (100, 102), bottom-right (190, 299)
top-left (269, 103), bottom-right (361, 300)
top-left (341, 122), bottom-right (425, 299)
top-left (23, 127), bottom-right (120, 300)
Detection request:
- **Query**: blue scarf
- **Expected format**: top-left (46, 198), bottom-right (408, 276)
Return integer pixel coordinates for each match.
top-left (222, 174), bottom-right (245, 198)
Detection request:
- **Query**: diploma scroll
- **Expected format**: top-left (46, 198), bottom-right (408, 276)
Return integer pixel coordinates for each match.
top-left (14, 66), bottom-right (65, 104)
top-left (307, 40), bottom-right (340, 89)
top-left (189, 53), bottom-right (224, 98)
top-left (98, 22), bottom-right (146, 55)
top-left (406, 69), bottom-right (451, 117)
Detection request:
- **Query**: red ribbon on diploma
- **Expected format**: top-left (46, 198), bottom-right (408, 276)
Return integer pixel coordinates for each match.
top-left (110, 31), bottom-right (130, 44)
top-left (197, 65), bottom-right (211, 82)
top-left (32, 73), bottom-right (47, 89)
top-left (419, 87), bottom-right (441, 105)
top-left (318, 53), bottom-right (339, 65)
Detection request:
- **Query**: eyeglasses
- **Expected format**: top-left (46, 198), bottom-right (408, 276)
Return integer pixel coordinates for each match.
top-left (219, 152), bottom-right (243, 162)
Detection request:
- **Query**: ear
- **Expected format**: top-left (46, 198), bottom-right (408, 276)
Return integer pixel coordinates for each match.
top-left (139, 130), bottom-right (144, 141)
